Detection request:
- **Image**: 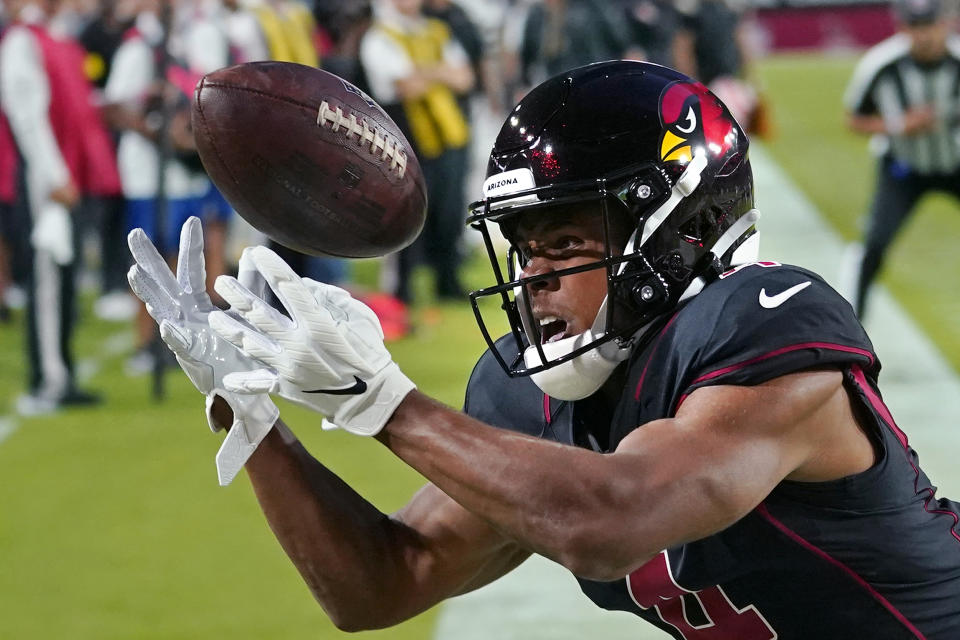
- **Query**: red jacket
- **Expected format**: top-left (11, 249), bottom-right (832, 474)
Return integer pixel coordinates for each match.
top-left (18, 24), bottom-right (121, 197)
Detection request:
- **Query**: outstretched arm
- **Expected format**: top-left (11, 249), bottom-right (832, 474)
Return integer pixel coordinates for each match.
top-left (377, 369), bottom-right (874, 582)
top-left (208, 398), bottom-right (529, 631)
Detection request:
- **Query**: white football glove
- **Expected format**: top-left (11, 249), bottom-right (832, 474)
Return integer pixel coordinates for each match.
top-left (127, 216), bottom-right (279, 485)
top-left (208, 246), bottom-right (415, 437)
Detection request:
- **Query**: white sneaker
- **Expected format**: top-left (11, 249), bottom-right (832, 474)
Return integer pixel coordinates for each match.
top-left (4, 285), bottom-right (26, 310)
top-left (95, 292), bottom-right (138, 322)
top-left (16, 393), bottom-right (59, 416)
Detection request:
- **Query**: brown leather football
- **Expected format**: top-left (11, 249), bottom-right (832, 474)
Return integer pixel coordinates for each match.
top-left (192, 62), bottom-right (427, 258)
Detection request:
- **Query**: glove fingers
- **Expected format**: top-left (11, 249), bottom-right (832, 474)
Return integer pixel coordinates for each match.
top-left (237, 247), bottom-right (269, 301)
top-left (128, 264), bottom-right (179, 323)
top-left (159, 319), bottom-right (192, 357)
top-left (176, 217), bottom-right (210, 300)
top-left (247, 246), bottom-right (323, 329)
top-left (209, 309), bottom-right (282, 368)
top-left (127, 227), bottom-right (179, 296)
top-left (302, 277), bottom-right (353, 308)
top-left (301, 277), bottom-right (385, 345)
top-left (209, 308), bottom-right (260, 349)
top-left (216, 275), bottom-right (293, 335)
top-left (222, 369), bottom-right (279, 394)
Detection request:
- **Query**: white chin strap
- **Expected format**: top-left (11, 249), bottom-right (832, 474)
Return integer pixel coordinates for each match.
top-left (525, 299), bottom-right (638, 401)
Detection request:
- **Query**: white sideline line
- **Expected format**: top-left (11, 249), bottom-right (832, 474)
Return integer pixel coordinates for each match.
top-left (0, 416), bottom-right (18, 445)
top-left (431, 142), bottom-right (960, 640)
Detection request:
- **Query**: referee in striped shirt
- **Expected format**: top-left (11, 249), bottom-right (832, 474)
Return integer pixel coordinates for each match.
top-left (844, 0), bottom-right (960, 317)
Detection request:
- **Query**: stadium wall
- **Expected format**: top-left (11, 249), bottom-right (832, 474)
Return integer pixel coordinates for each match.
top-left (752, 2), bottom-right (897, 51)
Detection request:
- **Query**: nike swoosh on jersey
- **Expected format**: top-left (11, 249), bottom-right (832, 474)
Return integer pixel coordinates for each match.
top-left (758, 281), bottom-right (812, 309)
top-left (304, 376), bottom-right (368, 395)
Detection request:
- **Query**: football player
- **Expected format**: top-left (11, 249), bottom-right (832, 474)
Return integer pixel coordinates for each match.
top-left (129, 61), bottom-right (960, 638)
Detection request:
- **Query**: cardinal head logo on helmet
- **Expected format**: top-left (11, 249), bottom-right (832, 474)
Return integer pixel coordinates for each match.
top-left (659, 81), bottom-right (736, 165)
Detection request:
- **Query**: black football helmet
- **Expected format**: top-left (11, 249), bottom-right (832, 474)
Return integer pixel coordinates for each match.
top-left (467, 60), bottom-right (758, 400)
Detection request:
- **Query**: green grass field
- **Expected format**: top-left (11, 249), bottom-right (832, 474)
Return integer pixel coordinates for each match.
top-left (2, 52), bottom-right (959, 639)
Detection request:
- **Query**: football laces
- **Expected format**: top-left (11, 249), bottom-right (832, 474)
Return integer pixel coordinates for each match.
top-left (316, 100), bottom-right (408, 177)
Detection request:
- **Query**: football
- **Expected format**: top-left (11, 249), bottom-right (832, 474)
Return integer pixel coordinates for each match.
top-left (192, 62), bottom-right (427, 258)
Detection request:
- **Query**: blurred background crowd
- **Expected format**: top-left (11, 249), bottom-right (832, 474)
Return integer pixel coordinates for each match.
top-left (0, 0), bottom-right (768, 415)
top-left (0, 0), bottom-right (933, 416)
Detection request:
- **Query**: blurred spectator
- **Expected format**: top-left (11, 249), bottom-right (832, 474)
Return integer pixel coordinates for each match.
top-left (1, 0), bottom-right (123, 413)
top-left (0, 115), bottom-right (19, 323)
top-left (518, 0), bottom-right (629, 90)
top-left (844, 0), bottom-right (960, 318)
top-left (496, 0), bottom-right (535, 111)
top-left (617, 0), bottom-right (681, 67)
top-left (171, 0), bottom-right (234, 303)
top-left (673, 0), bottom-right (768, 137)
top-left (360, 0), bottom-right (475, 305)
top-left (423, 0), bottom-right (484, 106)
top-left (78, 0), bottom-right (135, 88)
top-left (223, 0), bottom-right (270, 63)
top-left (251, 0), bottom-right (319, 67)
top-left (673, 0), bottom-right (749, 86)
top-left (313, 1), bottom-right (371, 91)
top-left (102, 0), bottom-right (226, 373)
top-left (78, 0), bottom-right (138, 322)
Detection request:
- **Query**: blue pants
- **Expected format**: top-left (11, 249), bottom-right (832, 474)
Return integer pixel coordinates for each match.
top-left (125, 197), bottom-right (202, 255)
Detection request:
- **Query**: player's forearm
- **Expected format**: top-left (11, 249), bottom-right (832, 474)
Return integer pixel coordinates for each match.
top-left (243, 421), bottom-right (435, 630)
top-left (847, 113), bottom-right (888, 136)
top-left (378, 392), bottom-right (650, 579)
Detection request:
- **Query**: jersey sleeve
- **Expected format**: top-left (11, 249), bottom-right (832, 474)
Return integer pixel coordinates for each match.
top-left (463, 334), bottom-right (550, 438)
top-left (675, 264), bottom-right (876, 399)
top-left (843, 58), bottom-right (879, 116)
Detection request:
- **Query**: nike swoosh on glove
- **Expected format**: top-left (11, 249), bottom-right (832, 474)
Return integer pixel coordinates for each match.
top-left (127, 216), bottom-right (279, 485)
top-left (208, 245), bottom-right (415, 437)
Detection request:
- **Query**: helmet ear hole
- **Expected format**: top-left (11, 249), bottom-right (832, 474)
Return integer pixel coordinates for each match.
top-left (678, 216), bottom-right (707, 245)
top-left (678, 206), bottom-right (725, 245)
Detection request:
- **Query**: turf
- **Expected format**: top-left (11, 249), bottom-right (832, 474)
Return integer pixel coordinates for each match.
top-left (3, 51), bottom-right (960, 639)
top-left (0, 256), bottom-right (504, 639)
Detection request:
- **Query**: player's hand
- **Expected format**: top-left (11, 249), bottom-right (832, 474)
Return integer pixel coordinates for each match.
top-left (902, 105), bottom-right (936, 136)
top-left (208, 246), bottom-right (415, 437)
top-left (127, 217), bottom-right (279, 485)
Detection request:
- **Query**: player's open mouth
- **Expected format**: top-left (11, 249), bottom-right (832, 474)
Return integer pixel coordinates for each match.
top-left (539, 316), bottom-right (568, 344)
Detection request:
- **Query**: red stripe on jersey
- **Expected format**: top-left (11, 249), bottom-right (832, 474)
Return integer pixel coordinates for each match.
top-left (690, 342), bottom-right (875, 385)
top-left (673, 342), bottom-right (875, 412)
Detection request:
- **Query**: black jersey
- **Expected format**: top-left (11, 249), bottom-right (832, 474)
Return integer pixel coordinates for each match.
top-left (463, 262), bottom-right (960, 640)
